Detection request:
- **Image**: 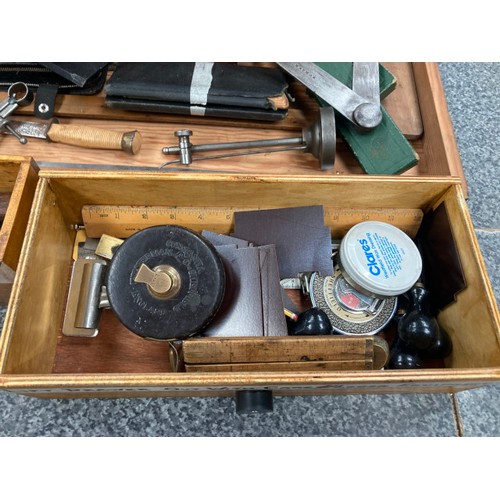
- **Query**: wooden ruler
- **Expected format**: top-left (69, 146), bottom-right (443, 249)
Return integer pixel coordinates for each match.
top-left (181, 336), bottom-right (390, 372)
top-left (81, 205), bottom-right (423, 239)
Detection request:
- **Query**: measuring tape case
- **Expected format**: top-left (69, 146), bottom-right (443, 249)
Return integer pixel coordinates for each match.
top-left (0, 164), bottom-right (498, 399)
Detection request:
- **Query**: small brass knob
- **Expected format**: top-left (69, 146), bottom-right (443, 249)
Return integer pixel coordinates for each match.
top-left (134, 263), bottom-right (181, 299)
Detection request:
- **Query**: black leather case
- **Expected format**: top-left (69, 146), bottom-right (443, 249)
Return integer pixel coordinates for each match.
top-left (0, 62), bottom-right (109, 93)
top-left (0, 62), bottom-right (109, 118)
top-left (104, 63), bottom-right (289, 121)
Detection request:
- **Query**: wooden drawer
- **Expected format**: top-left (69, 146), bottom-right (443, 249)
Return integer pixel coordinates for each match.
top-left (0, 156), bottom-right (39, 304)
top-left (0, 169), bottom-right (498, 398)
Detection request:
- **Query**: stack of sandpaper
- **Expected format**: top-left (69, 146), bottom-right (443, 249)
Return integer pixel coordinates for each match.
top-left (200, 206), bottom-right (333, 338)
top-left (200, 231), bottom-right (288, 337)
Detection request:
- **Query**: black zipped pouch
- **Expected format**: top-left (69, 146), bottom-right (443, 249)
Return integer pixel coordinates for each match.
top-left (0, 62), bottom-right (109, 119)
top-left (104, 62), bottom-right (289, 121)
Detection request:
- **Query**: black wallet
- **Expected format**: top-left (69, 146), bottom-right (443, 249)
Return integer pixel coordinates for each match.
top-left (104, 63), bottom-right (289, 121)
top-left (0, 62), bottom-right (109, 119)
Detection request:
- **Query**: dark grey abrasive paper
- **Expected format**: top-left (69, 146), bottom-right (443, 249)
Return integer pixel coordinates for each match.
top-left (233, 205), bottom-right (333, 279)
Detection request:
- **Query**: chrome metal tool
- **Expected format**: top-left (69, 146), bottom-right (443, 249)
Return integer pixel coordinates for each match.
top-left (277, 62), bottom-right (382, 130)
top-left (0, 82), bottom-right (33, 143)
top-left (63, 257), bottom-right (108, 337)
top-left (161, 107), bottom-right (336, 170)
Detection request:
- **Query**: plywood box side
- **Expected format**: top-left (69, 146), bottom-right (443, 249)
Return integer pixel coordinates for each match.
top-left (412, 63), bottom-right (466, 192)
top-left (0, 156), bottom-right (37, 191)
top-left (44, 173), bottom-right (459, 225)
top-left (436, 185), bottom-right (500, 367)
top-left (0, 162), bottom-right (25, 191)
top-left (0, 385), bottom-right (487, 399)
top-left (0, 179), bottom-right (74, 375)
top-left (2, 368), bottom-right (500, 398)
top-left (0, 159), bottom-right (40, 272)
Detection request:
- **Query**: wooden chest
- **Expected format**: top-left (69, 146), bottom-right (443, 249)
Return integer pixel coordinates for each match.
top-left (0, 169), bottom-right (498, 398)
top-left (0, 63), bottom-right (498, 401)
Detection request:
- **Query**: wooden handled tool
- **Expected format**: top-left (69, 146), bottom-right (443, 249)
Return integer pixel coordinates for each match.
top-left (2, 119), bottom-right (142, 154)
top-left (47, 123), bottom-right (142, 154)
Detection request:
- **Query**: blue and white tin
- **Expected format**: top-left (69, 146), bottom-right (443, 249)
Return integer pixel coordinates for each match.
top-left (339, 221), bottom-right (422, 297)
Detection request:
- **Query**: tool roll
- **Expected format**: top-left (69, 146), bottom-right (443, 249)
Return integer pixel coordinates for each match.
top-left (104, 62), bottom-right (290, 121)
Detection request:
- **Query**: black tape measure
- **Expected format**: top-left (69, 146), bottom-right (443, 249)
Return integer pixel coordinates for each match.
top-left (106, 225), bottom-right (225, 340)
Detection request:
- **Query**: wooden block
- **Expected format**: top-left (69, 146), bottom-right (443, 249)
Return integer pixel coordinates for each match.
top-left (381, 62), bottom-right (423, 140)
top-left (337, 108), bottom-right (419, 175)
top-left (182, 335), bottom-right (389, 370)
top-left (185, 359), bottom-right (373, 372)
top-left (182, 336), bottom-right (390, 372)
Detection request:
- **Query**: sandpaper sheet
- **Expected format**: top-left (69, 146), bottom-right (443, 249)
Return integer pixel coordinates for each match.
top-left (201, 230), bottom-right (251, 248)
top-left (202, 246), bottom-right (264, 337)
top-left (202, 242), bottom-right (287, 337)
top-left (258, 245), bottom-right (288, 337)
top-left (233, 205), bottom-right (333, 279)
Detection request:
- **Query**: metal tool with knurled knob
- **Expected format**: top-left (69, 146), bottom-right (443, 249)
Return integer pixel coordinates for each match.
top-left (161, 107), bottom-right (336, 170)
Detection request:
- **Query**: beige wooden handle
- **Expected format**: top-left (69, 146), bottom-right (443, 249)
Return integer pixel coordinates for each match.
top-left (47, 124), bottom-right (142, 154)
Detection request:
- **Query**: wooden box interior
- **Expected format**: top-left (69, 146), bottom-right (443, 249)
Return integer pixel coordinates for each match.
top-left (0, 156), bottom-right (39, 303)
top-left (1, 171), bottom-right (499, 383)
top-left (0, 64), bottom-right (466, 190)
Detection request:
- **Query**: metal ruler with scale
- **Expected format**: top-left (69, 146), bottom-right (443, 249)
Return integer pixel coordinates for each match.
top-left (81, 205), bottom-right (423, 239)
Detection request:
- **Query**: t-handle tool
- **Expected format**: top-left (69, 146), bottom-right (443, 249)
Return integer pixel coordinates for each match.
top-left (277, 62), bottom-right (382, 130)
top-left (161, 107), bottom-right (336, 170)
top-left (0, 82), bottom-right (33, 143)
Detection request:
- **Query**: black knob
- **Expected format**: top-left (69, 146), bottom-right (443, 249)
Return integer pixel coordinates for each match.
top-left (288, 307), bottom-right (333, 336)
top-left (398, 285), bottom-right (440, 351)
top-left (421, 327), bottom-right (453, 359)
top-left (235, 390), bottom-right (274, 414)
top-left (388, 339), bottom-right (423, 369)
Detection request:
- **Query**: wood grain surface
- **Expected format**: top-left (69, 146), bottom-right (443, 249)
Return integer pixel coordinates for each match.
top-left (53, 310), bottom-right (172, 374)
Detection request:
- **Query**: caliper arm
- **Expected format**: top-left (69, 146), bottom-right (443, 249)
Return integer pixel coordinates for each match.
top-left (277, 62), bottom-right (382, 130)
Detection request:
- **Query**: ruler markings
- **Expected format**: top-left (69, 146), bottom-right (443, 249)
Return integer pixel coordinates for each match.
top-left (82, 205), bottom-right (423, 239)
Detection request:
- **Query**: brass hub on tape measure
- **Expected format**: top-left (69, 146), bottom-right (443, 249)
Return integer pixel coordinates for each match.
top-left (134, 263), bottom-right (182, 300)
top-left (106, 225), bottom-right (225, 340)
